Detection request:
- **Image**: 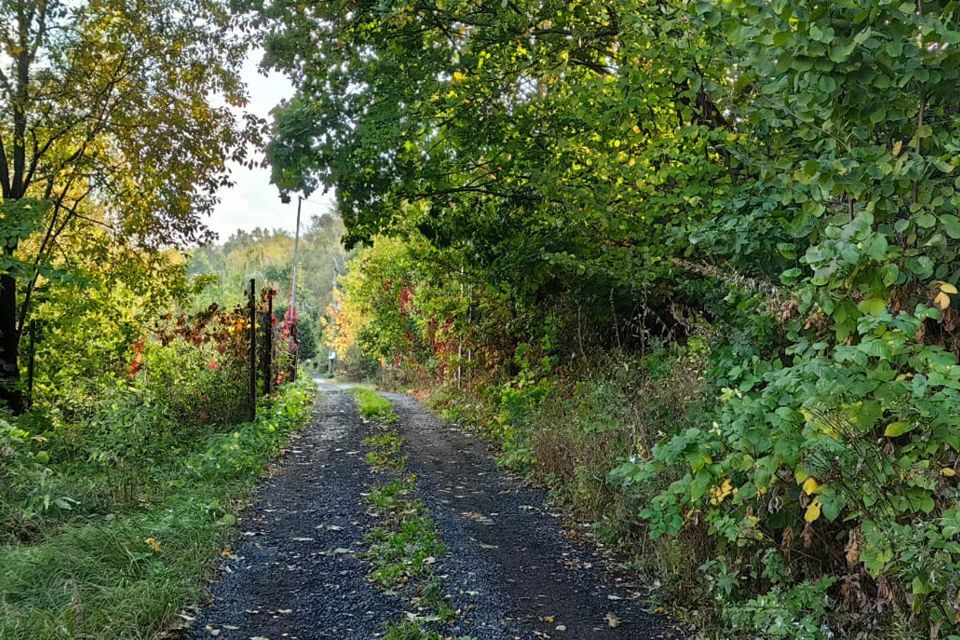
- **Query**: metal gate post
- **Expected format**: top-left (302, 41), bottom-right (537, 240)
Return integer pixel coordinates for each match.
top-left (249, 278), bottom-right (256, 421)
top-left (264, 293), bottom-right (273, 395)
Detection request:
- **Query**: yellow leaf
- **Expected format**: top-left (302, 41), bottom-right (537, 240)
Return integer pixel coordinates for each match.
top-left (452, 71), bottom-right (467, 83)
top-left (934, 291), bottom-right (951, 310)
top-left (941, 468), bottom-right (957, 477)
top-left (892, 139), bottom-right (903, 156)
top-left (802, 477), bottom-right (822, 495)
top-left (940, 282), bottom-right (959, 295)
top-left (145, 537), bottom-right (162, 553)
top-left (805, 497), bottom-right (822, 523)
top-left (709, 478), bottom-right (734, 505)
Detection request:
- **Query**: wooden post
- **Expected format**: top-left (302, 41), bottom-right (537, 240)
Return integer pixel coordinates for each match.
top-left (249, 278), bottom-right (257, 421)
top-left (264, 293), bottom-right (273, 395)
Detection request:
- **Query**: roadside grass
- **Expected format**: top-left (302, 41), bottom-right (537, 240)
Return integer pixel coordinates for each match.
top-left (0, 378), bottom-right (316, 640)
top-left (354, 390), bottom-right (461, 637)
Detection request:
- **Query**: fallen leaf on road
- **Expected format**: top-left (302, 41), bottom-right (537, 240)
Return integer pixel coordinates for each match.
top-left (605, 612), bottom-right (622, 628)
top-left (460, 511), bottom-right (494, 525)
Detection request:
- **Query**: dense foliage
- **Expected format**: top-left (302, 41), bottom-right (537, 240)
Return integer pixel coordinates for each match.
top-left (0, 5), bottom-right (331, 635)
top-left (0, 376), bottom-right (315, 639)
top-left (257, 0), bottom-right (960, 636)
top-left (0, 0), bottom-right (261, 411)
top-left (0, 231), bottom-right (318, 638)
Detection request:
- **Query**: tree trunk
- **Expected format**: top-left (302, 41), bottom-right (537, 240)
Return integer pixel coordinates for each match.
top-left (0, 269), bottom-right (23, 413)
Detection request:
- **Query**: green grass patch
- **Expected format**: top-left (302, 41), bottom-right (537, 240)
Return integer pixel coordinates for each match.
top-left (367, 477), bottom-right (415, 515)
top-left (384, 618), bottom-right (472, 640)
top-left (0, 378), bottom-right (317, 640)
top-left (383, 618), bottom-right (444, 640)
top-left (414, 575), bottom-right (457, 622)
top-left (366, 510), bottom-right (447, 588)
top-left (363, 430), bottom-right (406, 470)
top-left (353, 388), bottom-right (397, 422)
top-left (359, 414), bottom-right (458, 636)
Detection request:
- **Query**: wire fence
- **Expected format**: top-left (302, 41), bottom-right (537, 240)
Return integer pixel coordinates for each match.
top-left (23, 277), bottom-right (300, 423)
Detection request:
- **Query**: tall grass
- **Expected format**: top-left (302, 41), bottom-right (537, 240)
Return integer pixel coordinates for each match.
top-left (0, 378), bottom-right (316, 639)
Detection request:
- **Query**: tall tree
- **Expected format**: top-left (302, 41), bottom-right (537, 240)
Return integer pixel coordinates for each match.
top-left (0, 0), bottom-right (260, 411)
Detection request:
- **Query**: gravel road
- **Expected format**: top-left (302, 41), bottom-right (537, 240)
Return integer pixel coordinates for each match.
top-left (184, 382), bottom-right (681, 639)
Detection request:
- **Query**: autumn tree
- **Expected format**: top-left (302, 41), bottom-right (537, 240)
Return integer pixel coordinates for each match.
top-left (0, 0), bottom-right (260, 411)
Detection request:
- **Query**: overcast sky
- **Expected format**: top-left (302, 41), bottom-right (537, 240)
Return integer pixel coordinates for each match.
top-left (206, 51), bottom-right (335, 242)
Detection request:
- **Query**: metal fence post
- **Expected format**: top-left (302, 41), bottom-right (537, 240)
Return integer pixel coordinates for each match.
top-left (249, 278), bottom-right (256, 421)
top-left (264, 293), bottom-right (273, 395)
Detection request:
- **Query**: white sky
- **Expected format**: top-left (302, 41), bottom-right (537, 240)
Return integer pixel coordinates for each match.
top-left (207, 50), bottom-right (335, 241)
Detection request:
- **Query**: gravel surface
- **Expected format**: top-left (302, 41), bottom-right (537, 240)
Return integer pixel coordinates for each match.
top-left (184, 387), bottom-right (404, 639)
top-left (184, 382), bottom-right (682, 639)
top-left (385, 392), bottom-right (681, 640)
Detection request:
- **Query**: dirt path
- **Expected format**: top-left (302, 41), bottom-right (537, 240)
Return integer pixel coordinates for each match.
top-left (185, 383), bottom-right (680, 639)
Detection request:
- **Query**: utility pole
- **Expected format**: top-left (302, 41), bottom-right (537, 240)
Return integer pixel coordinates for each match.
top-left (289, 196), bottom-right (302, 319)
top-left (288, 196), bottom-right (302, 380)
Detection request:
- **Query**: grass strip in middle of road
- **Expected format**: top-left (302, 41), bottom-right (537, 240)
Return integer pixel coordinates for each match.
top-left (353, 389), bottom-right (468, 640)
